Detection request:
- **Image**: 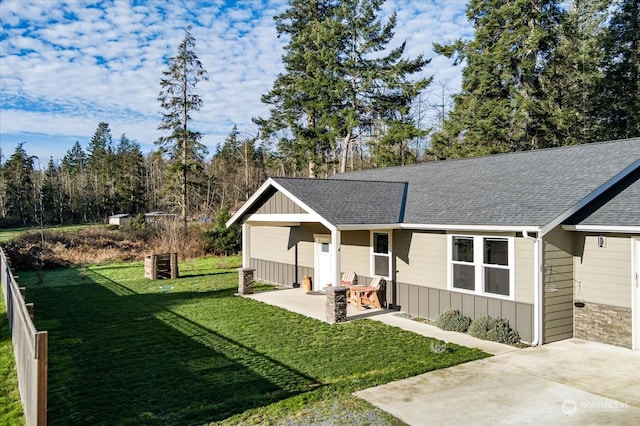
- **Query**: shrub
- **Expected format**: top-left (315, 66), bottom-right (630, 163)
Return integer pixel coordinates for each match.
top-left (468, 315), bottom-right (521, 344)
top-left (202, 207), bottom-right (241, 255)
top-left (434, 309), bottom-right (472, 332)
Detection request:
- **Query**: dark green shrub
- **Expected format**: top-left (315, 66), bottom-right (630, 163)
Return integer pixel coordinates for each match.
top-left (434, 309), bottom-right (472, 332)
top-left (202, 207), bottom-right (241, 255)
top-left (468, 315), bottom-right (520, 344)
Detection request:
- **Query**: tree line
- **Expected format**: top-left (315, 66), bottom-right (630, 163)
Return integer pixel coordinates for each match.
top-left (1, 0), bottom-right (638, 227)
top-left (0, 123), bottom-right (268, 227)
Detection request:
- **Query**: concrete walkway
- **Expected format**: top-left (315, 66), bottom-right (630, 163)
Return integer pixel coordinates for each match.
top-left (355, 339), bottom-right (640, 425)
top-left (370, 312), bottom-right (516, 355)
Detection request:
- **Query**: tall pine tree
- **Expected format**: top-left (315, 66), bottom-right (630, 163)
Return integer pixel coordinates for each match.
top-left (431, 0), bottom-right (564, 158)
top-left (547, 0), bottom-right (609, 145)
top-left (600, 0), bottom-right (640, 140)
top-left (256, 0), bottom-right (430, 175)
top-left (3, 143), bottom-right (37, 225)
top-left (157, 26), bottom-right (208, 227)
top-left (255, 0), bottom-right (341, 177)
top-left (335, 0), bottom-right (430, 170)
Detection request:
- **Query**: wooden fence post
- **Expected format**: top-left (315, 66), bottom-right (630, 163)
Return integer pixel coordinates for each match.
top-left (36, 331), bottom-right (48, 426)
top-left (26, 303), bottom-right (34, 320)
top-left (170, 253), bottom-right (179, 279)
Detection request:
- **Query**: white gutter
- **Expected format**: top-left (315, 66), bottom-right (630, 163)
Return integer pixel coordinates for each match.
top-left (523, 230), bottom-right (542, 346)
top-left (562, 224), bottom-right (640, 234)
top-left (402, 223), bottom-right (541, 233)
top-left (336, 223), bottom-right (402, 231)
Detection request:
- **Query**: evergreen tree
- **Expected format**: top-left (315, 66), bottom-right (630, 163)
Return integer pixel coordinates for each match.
top-left (256, 0), bottom-right (430, 175)
top-left (0, 147), bottom-right (6, 220)
top-left (255, 0), bottom-right (341, 177)
top-left (335, 0), bottom-right (430, 170)
top-left (3, 143), bottom-right (37, 225)
top-left (431, 0), bottom-right (564, 158)
top-left (41, 157), bottom-right (66, 224)
top-left (548, 0), bottom-right (609, 145)
top-left (87, 122), bottom-right (116, 219)
top-left (61, 141), bottom-right (89, 222)
top-left (62, 141), bottom-right (87, 175)
top-left (600, 0), bottom-right (640, 140)
top-left (114, 134), bottom-right (145, 214)
top-left (157, 26), bottom-right (208, 227)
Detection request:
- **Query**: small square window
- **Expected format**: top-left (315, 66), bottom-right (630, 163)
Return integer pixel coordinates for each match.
top-left (453, 264), bottom-right (475, 291)
top-left (484, 238), bottom-right (508, 265)
top-left (453, 237), bottom-right (474, 262)
top-left (484, 267), bottom-right (509, 296)
top-left (373, 233), bottom-right (389, 254)
top-left (321, 242), bottom-right (329, 253)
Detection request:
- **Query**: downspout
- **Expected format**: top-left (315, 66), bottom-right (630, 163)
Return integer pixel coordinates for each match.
top-left (523, 230), bottom-right (542, 346)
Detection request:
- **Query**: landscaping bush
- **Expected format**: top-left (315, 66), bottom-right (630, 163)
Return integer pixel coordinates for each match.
top-left (202, 207), bottom-right (241, 255)
top-left (434, 309), bottom-right (472, 332)
top-left (468, 315), bottom-right (521, 344)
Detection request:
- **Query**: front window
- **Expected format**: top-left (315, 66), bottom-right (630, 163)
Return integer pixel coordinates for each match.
top-left (483, 238), bottom-right (509, 296)
top-left (452, 237), bottom-right (475, 291)
top-left (449, 235), bottom-right (514, 299)
top-left (371, 231), bottom-right (391, 278)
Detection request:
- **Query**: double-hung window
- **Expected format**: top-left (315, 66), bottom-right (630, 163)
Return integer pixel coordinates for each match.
top-left (449, 235), bottom-right (514, 299)
top-left (371, 231), bottom-right (391, 279)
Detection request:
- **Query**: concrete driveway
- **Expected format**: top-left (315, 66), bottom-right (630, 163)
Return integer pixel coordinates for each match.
top-left (355, 339), bottom-right (640, 425)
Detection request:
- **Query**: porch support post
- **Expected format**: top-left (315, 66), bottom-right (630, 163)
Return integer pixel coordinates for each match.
top-left (331, 229), bottom-right (341, 287)
top-left (242, 223), bottom-right (251, 269)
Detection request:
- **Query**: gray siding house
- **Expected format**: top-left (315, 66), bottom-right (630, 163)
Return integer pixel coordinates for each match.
top-left (227, 138), bottom-right (640, 350)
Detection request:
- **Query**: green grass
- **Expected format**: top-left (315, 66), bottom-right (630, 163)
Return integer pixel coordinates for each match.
top-left (0, 298), bottom-right (26, 425)
top-left (9, 256), bottom-right (489, 425)
top-left (0, 224), bottom-right (103, 242)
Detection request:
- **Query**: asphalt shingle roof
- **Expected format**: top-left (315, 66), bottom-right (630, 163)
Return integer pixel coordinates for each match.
top-left (566, 167), bottom-right (640, 227)
top-left (332, 138), bottom-right (640, 227)
top-left (272, 177), bottom-right (407, 225)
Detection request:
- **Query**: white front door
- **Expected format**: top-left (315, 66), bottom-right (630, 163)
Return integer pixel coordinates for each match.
top-left (315, 236), bottom-right (332, 291)
top-left (634, 237), bottom-right (640, 350)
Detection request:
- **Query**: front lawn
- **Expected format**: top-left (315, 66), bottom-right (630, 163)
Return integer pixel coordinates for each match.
top-left (13, 256), bottom-right (488, 424)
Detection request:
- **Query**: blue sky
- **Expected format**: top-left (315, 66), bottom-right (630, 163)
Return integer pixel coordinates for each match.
top-left (0, 0), bottom-right (472, 164)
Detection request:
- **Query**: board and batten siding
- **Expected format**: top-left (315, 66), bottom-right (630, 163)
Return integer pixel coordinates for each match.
top-left (542, 226), bottom-right (574, 344)
top-left (254, 189), bottom-right (306, 214)
top-left (574, 234), bottom-right (631, 308)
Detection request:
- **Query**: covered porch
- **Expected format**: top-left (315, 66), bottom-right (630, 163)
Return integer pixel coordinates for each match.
top-left (244, 286), bottom-right (388, 322)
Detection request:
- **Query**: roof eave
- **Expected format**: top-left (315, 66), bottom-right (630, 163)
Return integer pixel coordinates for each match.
top-left (540, 159), bottom-right (640, 236)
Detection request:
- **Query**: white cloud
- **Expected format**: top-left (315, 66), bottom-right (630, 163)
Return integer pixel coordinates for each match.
top-left (0, 0), bottom-right (470, 160)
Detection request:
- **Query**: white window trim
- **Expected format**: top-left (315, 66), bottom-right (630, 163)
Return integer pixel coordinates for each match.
top-left (370, 230), bottom-right (392, 280)
top-left (447, 234), bottom-right (515, 301)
